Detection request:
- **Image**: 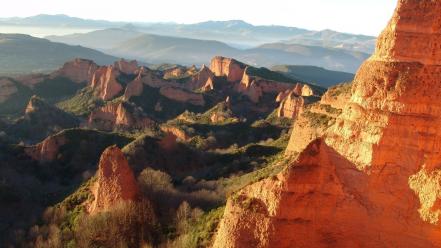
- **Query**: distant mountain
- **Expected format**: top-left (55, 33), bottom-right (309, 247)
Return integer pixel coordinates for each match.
top-left (271, 65), bottom-right (355, 88)
top-left (248, 43), bottom-right (369, 73)
top-left (2, 14), bottom-right (376, 52)
top-left (0, 34), bottom-right (117, 75)
top-left (137, 20), bottom-right (309, 48)
top-left (46, 29), bottom-right (368, 72)
top-left (283, 29), bottom-right (376, 54)
top-left (46, 28), bottom-right (143, 50)
top-left (0, 14), bottom-right (116, 28)
top-left (109, 33), bottom-right (239, 65)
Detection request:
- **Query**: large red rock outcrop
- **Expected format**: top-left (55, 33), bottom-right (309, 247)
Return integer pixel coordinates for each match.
top-left (276, 92), bottom-right (305, 119)
top-left (186, 65), bottom-right (215, 91)
top-left (113, 59), bottom-right (138, 75)
top-left (89, 146), bottom-right (139, 213)
top-left (214, 1), bottom-right (441, 247)
top-left (123, 71), bottom-right (144, 100)
top-left (276, 83), bottom-right (319, 119)
top-left (236, 67), bottom-right (295, 103)
top-left (90, 66), bottom-right (123, 101)
top-left (159, 86), bottom-right (205, 106)
top-left (210, 56), bottom-right (246, 82)
top-left (24, 134), bottom-right (67, 162)
top-left (52, 58), bottom-right (98, 83)
top-left (86, 102), bottom-right (154, 131)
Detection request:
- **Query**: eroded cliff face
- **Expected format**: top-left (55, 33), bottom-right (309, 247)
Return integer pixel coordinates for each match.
top-left (210, 56), bottom-right (246, 82)
top-left (186, 65), bottom-right (215, 92)
top-left (52, 58), bottom-right (98, 84)
top-left (90, 66), bottom-right (123, 101)
top-left (214, 1), bottom-right (441, 247)
top-left (89, 146), bottom-right (139, 213)
top-left (24, 134), bottom-right (67, 162)
top-left (113, 59), bottom-right (138, 75)
top-left (159, 86), bottom-right (205, 106)
top-left (276, 83), bottom-right (319, 119)
top-left (86, 102), bottom-right (154, 131)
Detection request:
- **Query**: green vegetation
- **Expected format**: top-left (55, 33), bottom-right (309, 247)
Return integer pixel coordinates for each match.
top-left (33, 77), bottom-right (84, 103)
top-left (328, 82), bottom-right (352, 97)
top-left (0, 33), bottom-right (116, 75)
top-left (130, 84), bottom-right (207, 120)
top-left (57, 87), bottom-right (103, 116)
top-left (174, 207), bottom-right (225, 248)
top-left (176, 102), bottom-right (240, 126)
top-left (319, 104), bottom-right (343, 115)
top-left (272, 65), bottom-right (354, 88)
top-left (303, 110), bottom-right (336, 128)
top-left (247, 66), bottom-right (300, 84)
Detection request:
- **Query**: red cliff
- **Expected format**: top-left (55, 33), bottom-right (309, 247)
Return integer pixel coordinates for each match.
top-left (210, 56), bottom-right (246, 82)
top-left (89, 146), bottom-right (139, 213)
top-left (214, 1), bottom-right (441, 247)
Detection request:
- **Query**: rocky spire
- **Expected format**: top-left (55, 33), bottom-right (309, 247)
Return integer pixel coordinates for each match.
top-left (89, 146), bottom-right (139, 213)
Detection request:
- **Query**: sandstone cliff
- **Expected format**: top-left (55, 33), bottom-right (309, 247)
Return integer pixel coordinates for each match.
top-left (159, 86), bottom-right (205, 106)
top-left (186, 65), bottom-right (215, 92)
top-left (113, 59), bottom-right (138, 75)
top-left (86, 102), bottom-right (154, 131)
top-left (89, 146), bottom-right (139, 213)
top-left (24, 133), bottom-right (67, 162)
top-left (90, 66), bottom-right (123, 101)
top-left (214, 1), bottom-right (441, 247)
top-left (210, 56), bottom-right (246, 82)
top-left (52, 58), bottom-right (98, 84)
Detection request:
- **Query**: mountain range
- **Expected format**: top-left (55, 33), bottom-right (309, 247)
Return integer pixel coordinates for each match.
top-left (47, 28), bottom-right (369, 73)
top-left (1, 15), bottom-right (376, 51)
top-left (0, 34), bottom-right (116, 75)
top-left (1, 14), bottom-right (374, 73)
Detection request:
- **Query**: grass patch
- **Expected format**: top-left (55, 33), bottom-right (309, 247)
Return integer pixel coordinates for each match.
top-left (57, 87), bottom-right (103, 116)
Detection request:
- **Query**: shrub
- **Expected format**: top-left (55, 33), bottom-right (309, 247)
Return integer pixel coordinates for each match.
top-left (75, 200), bottom-right (157, 248)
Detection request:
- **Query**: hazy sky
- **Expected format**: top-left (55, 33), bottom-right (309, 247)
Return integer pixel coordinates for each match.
top-left (1, 0), bottom-right (397, 36)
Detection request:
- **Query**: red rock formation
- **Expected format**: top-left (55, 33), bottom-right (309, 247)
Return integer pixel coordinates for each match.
top-left (320, 83), bottom-right (352, 110)
top-left (186, 65), bottom-right (215, 91)
top-left (89, 146), bottom-right (139, 213)
top-left (160, 126), bottom-right (191, 142)
top-left (24, 134), bottom-right (67, 162)
top-left (301, 84), bottom-right (314, 97)
top-left (52, 58), bottom-right (98, 83)
top-left (90, 66), bottom-right (123, 101)
top-left (277, 91), bottom-right (305, 119)
top-left (0, 78), bottom-right (17, 103)
top-left (87, 102), bottom-right (154, 131)
top-left (215, 1), bottom-right (441, 247)
top-left (123, 72), bottom-right (144, 100)
top-left (237, 67), bottom-right (294, 103)
top-left (163, 65), bottom-right (198, 80)
top-left (114, 59), bottom-right (138, 75)
top-left (159, 86), bottom-right (205, 106)
top-left (210, 56), bottom-right (246, 82)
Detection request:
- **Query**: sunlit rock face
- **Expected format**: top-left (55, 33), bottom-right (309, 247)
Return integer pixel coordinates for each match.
top-left (89, 146), bottom-right (139, 214)
top-left (53, 58), bottom-right (98, 83)
top-left (90, 66), bottom-right (123, 101)
top-left (113, 59), bottom-right (138, 75)
top-left (214, 1), bottom-right (441, 247)
top-left (210, 56), bottom-right (246, 82)
top-left (86, 102), bottom-right (154, 131)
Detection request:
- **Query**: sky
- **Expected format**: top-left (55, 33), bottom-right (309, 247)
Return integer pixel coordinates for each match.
top-left (0, 0), bottom-right (397, 36)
